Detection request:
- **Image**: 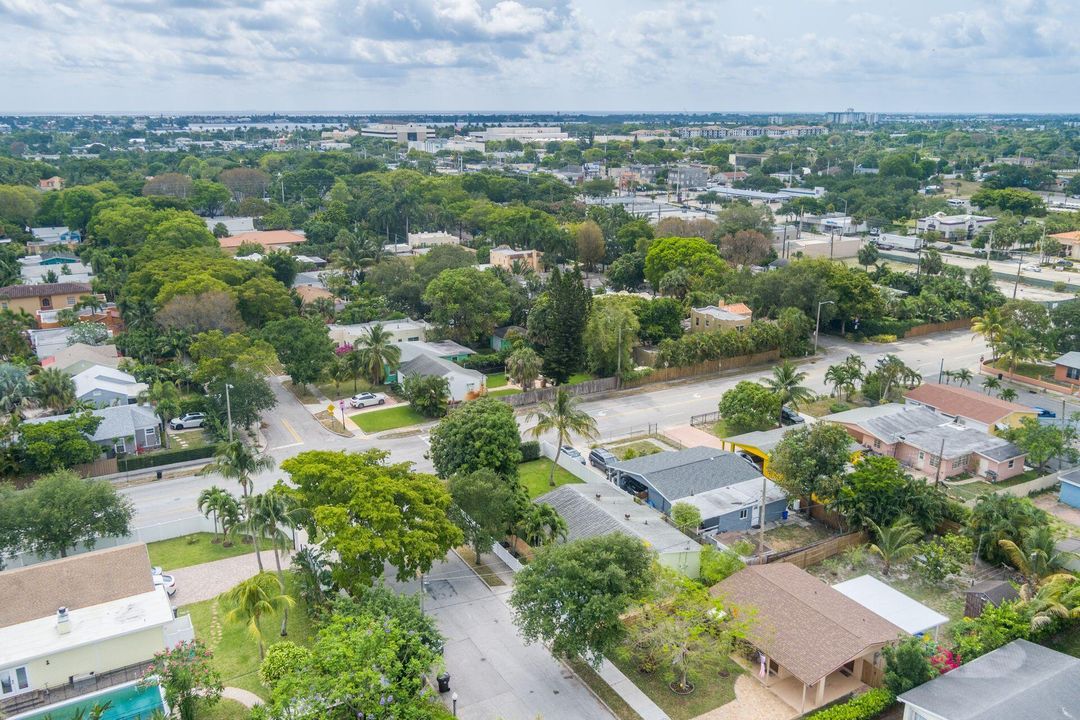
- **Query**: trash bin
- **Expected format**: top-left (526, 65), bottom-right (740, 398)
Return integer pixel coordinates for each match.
top-left (781, 509), bottom-right (789, 520)
top-left (156, 470), bottom-right (163, 480)
top-left (437, 673), bottom-right (451, 693)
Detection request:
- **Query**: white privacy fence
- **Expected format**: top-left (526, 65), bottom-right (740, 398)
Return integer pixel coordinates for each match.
top-left (539, 441), bottom-right (607, 483)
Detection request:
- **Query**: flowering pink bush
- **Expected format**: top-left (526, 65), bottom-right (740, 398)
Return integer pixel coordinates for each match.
top-left (929, 645), bottom-right (961, 674)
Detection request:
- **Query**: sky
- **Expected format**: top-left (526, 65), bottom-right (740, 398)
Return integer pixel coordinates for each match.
top-left (2, 0), bottom-right (1078, 114)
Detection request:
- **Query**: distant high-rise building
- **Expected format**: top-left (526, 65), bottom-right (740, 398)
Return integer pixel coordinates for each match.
top-left (825, 108), bottom-right (878, 125)
top-left (768, 115), bottom-right (784, 125)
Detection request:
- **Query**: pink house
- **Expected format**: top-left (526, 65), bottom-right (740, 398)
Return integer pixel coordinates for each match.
top-left (827, 404), bottom-right (1026, 482)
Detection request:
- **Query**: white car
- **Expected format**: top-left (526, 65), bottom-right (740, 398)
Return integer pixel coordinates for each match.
top-left (152, 567), bottom-right (176, 596)
top-left (349, 392), bottom-right (387, 408)
top-left (169, 412), bottom-right (206, 430)
top-left (1023, 264), bottom-right (1042, 273)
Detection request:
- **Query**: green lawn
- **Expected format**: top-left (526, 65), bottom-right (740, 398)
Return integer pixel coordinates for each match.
top-left (487, 387), bottom-right (522, 398)
top-left (201, 699), bottom-right (252, 720)
top-left (486, 372), bottom-right (509, 388)
top-left (946, 469), bottom-right (1047, 502)
top-left (351, 405), bottom-right (428, 433)
top-left (318, 379), bottom-right (372, 402)
top-left (165, 429), bottom-right (211, 451)
top-left (612, 440), bottom-right (663, 460)
top-left (609, 648), bottom-right (740, 720)
top-left (519, 458), bottom-right (584, 498)
top-left (568, 372), bottom-right (595, 385)
top-left (568, 659), bottom-right (646, 720)
top-left (763, 522), bottom-right (835, 552)
top-left (989, 359), bottom-right (1055, 381)
top-left (181, 574), bottom-right (315, 699)
top-left (147, 533), bottom-right (272, 571)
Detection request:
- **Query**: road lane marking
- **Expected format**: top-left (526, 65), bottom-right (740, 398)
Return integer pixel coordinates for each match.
top-left (281, 418), bottom-right (303, 444)
top-left (272, 442), bottom-right (304, 450)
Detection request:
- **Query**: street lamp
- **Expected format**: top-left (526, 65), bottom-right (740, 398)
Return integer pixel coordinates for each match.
top-left (814, 300), bottom-right (835, 355)
top-left (225, 383), bottom-right (234, 443)
top-left (451, 692), bottom-right (458, 717)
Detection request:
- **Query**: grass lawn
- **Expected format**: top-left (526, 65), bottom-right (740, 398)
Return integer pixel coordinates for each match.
top-left (351, 405), bottom-right (427, 433)
top-left (989, 359), bottom-right (1055, 381)
top-left (568, 372), bottom-right (595, 385)
top-left (763, 522), bottom-right (835, 552)
top-left (612, 440), bottom-right (663, 460)
top-left (798, 395), bottom-right (869, 418)
top-left (609, 648), bottom-right (740, 720)
top-left (165, 429), bottom-right (211, 451)
top-left (318, 379), bottom-right (372, 402)
top-left (147, 533), bottom-right (272, 571)
top-left (487, 387), bottom-right (522, 398)
top-left (567, 658), bottom-right (645, 720)
top-left (181, 574), bottom-right (315, 700)
top-left (486, 372), bottom-right (509, 388)
top-left (946, 469), bottom-right (1047, 502)
top-left (519, 458), bottom-right (584, 498)
top-left (201, 700), bottom-right (252, 720)
top-left (709, 419), bottom-right (736, 438)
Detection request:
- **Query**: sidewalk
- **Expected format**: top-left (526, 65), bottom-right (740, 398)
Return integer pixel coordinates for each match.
top-left (170, 549), bottom-right (291, 605)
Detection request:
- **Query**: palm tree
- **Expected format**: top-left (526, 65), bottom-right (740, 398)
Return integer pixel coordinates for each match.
top-left (982, 377), bottom-right (1001, 395)
top-left (519, 503), bottom-right (568, 546)
top-left (291, 545), bottom-right (331, 607)
top-left (342, 347), bottom-right (366, 392)
top-left (245, 486), bottom-right (306, 635)
top-left (196, 485), bottom-right (233, 542)
top-left (529, 389), bottom-right (598, 487)
top-left (952, 368), bottom-right (973, 387)
top-left (326, 354), bottom-right (350, 395)
top-left (223, 571), bottom-right (294, 659)
top-left (76, 294), bottom-right (106, 317)
top-left (1028, 574), bottom-right (1080, 630)
top-left (0, 363), bottom-right (33, 416)
top-left (33, 367), bottom-right (76, 414)
top-left (1000, 387), bottom-right (1018, 402)
top-left (355, 324), bottom-right (401, 385)
top-left (998, 527), bottom-right (1074, 592)
top-left (941, 370), bottom-right (955, 384)
top-left (866, 516), bottom-right (922, 576)
top-left (138, 380), bottom-right (181, 448)
top-left (971, 307), bottom-right (1006, 358)
top-left (303, 296), bottom-right (336, 323)
top-left (201, 439), bottom-right (275, 498)
top-left (998, 326), bottom-right (1041, 378)
top-left (762, 361), bottom-right (813, 426)
top-left (505, 346), bottom-right (542, 391)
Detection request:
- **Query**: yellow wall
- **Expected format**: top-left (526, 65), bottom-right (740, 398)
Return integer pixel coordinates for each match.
top-left (995, 410), bottom-right (1038, 434)
top-left (0, 293), bottom-right (82, 315)
top-left (23, 628), bottom-right (165, 689)
top-left (658, 549), bottom-right (701, 579)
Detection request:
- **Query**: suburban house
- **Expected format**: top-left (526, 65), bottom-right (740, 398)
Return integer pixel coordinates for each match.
top-left (408, 231), bottom-right (460, 248)
top-left (0, 282), bottom-right (95, 323)
top-left (712, 563), bottom-right (902, 713)
top-left (396, 350), bottom-right (486, 402)
top-left (0, 544), bottom-right (192, 719)
top-left (219, 230), bottom-right (306, 255)
top-left (1048, 230), bottom-right (1080, 258)
top-left (721, 426), bottom-right (793, 478)
top-left (1052, 351), bottom-right (1080, 387)
top-left (489, 246), bottom-right (542, 273)
top-left (38, 176), bottom-right (64, 191)
top-left (915, 212), bottom-right (995, 240)
top-left (40, 342), bottom-right (121, 374)
top-left (827, 405), bottom-right (1027, 481)
top-left (27, 227), bottom-right (81, 254)
top-left (491, 325), bottom-right (525, 352)
top-left (606, 446), bottom-right (787, 531)
top-left (22, 404), bottom-right (162, 457)
top-left (18, 254), bottom-right (93, 285)
top-left (897, 639), bottom-right (1080, 720)
top-left (832, 575), bottom-right (948, 639)
top-left (328, 318), bottom-right (433, 347)
top-left (903, 383), bottom-right (1037, 433)
top-left (1059, 467), bottom-right (1080, 510)
top-left (535, 483), bottom-right (701, 577)
top-left (689, 303), bottom-right (753, 333)
top-left (72, 365), bottom-right (147, 407)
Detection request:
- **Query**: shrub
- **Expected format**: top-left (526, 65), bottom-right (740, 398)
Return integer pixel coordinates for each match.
top-left (829, 402), bottom-right (851, 414)
top-left (698, 544), bottom-right (744, 585)
top-left (804, 688), bottom-right (895, 720)
top-left (519, 440), bottom-right (541, 462)
top-left (117, 444), bottom-right (220, 472)
top-left (1054, 281), bottom-right (1067, 293)
top-left (258, 641), bottom-right (312, 689)
top-left (670, 502), bottom-right (702, 532)
top-left (867, 334), bottom-right (898, 343)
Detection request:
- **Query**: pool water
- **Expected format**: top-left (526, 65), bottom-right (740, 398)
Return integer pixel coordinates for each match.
top-left (17, 683), bottom-right (163, 720)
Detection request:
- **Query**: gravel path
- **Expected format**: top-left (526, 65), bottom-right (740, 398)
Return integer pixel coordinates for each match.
top-left (170, 550), bottom-right (291, 605)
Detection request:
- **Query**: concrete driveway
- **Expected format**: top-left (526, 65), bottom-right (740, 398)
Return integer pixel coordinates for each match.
top-left (393, 553), bottom-right (614, 720)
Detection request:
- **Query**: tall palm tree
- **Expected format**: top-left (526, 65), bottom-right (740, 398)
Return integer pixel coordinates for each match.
top-left (245, 486), bottom-right (306, 635)
top-left (0, 363), bottom-right (33, 416)
top-left (952, 368), bottom-right (973, 387)
top-left (355, 324), bottom-right (401, 386)
top-left (519, 503), bottom-right (568, 546)
top-left (222, 571), bottom-right (294, 659)
top-left (971, 307), bottom-right (1006, 358)
top-left (33, 367), bottom-right (76, 414)
top-left (505, 346), bottom-right (542, 391)
top-left (196, 485), bottom-right (233, 542)
top-left (866, 516), bottom-right (922, 576)
top-left (138, 380), bottom-right (181, 448)
top-left (982, 377), bottom-right (1001, 395)
top-left (999, 387), bottom-right (1018, 402)
top-left (998, 326), bottom-right (1041, 377)
top-left (201, 439), bottom-right (275, 498)
top-left (998, 527), bottom-right (1074, 592)
top-left (341, 347), bottom-right (366, 392)
top-left (941, 370), bottom-right (955, 385)
top-left (303, 296), bottom-right (336, 323)
top-left (762, 361), bottom-right (813, 426)
top-left (529, 389), bottom-right (598, 487)
top-left (326, 354), bottom-right (350, 395)
top-left (1028, 574), bottom-right (1080, 630)
top-left (76, 294), bottom-right (107, 317)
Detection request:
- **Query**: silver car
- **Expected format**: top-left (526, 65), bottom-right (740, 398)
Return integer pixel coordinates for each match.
top-left (350, 392), bottom-right (387, 408)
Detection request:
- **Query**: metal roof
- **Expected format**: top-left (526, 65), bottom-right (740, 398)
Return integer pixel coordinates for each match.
top-left (833, 575), bottom-right (948, 636)
top-left (607, 446), bottom-right (765, 504)
top-left (1054, 351), bottom-right (1080, 370)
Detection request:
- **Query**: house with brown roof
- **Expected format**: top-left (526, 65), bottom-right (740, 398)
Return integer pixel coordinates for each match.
top-left (712, 563), bottom-right (903, 713)
top-left (0, 544), bottom-right (192, 718)
top-left (38, 176), bottom-right (64, 191)
top-left (1048, 230), bottom-right (1080, 258)
top-left (903, 383), bottom-right (1037, 434)
top-left (0, 282), bottom-right (100, 326)
top-left (219, 229), bottom-right (306, 255)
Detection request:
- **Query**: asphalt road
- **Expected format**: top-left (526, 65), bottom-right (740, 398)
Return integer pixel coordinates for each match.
top-left (885, 247), bottom-right (1079, 290)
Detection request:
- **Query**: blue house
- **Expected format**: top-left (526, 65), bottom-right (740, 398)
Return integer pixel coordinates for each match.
top-left (607, 446), bottom-right (788, 532)
top-left (1060, 468), bottom-right (1080, 509)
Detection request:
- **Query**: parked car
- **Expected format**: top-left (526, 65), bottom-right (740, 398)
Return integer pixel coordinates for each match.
top-left (561, 445), bottom-right (585, 464)
top-left (589, 448), bottom-right (617, 471)
top-left (152, 566), bottom-right (176, 596)
top-left (169, 412), bottom-right (206, 430)
top-left (349, 392), bottom-right (387, 408)
top-left (1033, 406), bottom-right (1057, 418)
top-left (1054, 260), bottom-right (1074, 268)
top-left (780, 407), bottom-right (805, 426)
top-left (735, 450), bottom-right (760, 468)
top-left (876, 243), bottom-right (895, 251)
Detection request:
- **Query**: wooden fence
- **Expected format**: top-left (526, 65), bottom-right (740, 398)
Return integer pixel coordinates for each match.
top-left (764, 530), bottom-right (868, 569)
top-left (501, 377), bottom-right (620, 407)
top-left (903, 317), bottom-right (971, 338)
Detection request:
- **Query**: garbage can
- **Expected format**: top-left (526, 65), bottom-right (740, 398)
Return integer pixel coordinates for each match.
top-left (781, 509), bottom-right (789, 520)
top-left (437, 673), bottom-right (451, 693)
top-left (156, 470), bottom-right (163, 480)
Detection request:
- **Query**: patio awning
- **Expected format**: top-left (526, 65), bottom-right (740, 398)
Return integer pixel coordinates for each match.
top-left (833, 575), bottom-right (948, 636)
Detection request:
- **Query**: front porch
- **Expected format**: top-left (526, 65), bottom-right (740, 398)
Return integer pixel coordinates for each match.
top-left (770, 669), bottom-right (866, 714)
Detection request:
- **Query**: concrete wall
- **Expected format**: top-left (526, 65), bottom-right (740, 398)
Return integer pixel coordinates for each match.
top-left (24, 627), bottom-right (165, 689)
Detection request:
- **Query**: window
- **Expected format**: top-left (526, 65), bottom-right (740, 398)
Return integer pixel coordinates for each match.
top-left (0, 666), bottom-right (29, 696)
top-left (739, 508), bottom-right (748, 520)
top-left (694, 316), bottom-right (700, 326)
top-left (1068, 367), bottom-right (1080, 380)
top-left (40, 297), bottom-right (52, 309)
top-left (873, 439), bottom-right (881, 449)
top-left (953, 454), bottom-right (970, 469)
top-left (66, 296), bottom-right (76, 306)
top-left (114, 437), bottom-right (126, 455)
top-left (1008, 459), bottom-right (1015, 468)
top-left (144, 427), bottom-right (157, 447)
top-left (929, 454), bottom-right (940, 468)
top-left (918, 451), bottom-right (925, 460)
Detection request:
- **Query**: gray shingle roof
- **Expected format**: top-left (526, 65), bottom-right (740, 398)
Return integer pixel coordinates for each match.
top-left (533, 485), bottom-right (623, 541)
top-left (1055, 351), bottom-right (1080, 370)
top-left (23, 404), bottom-right (158, 441)
top-left (607, 446), bottom-right (764, 504)
top-left (898, 639), bottom-right (1080, 720)
top-left (399, 353), bottom-right (483, 381)
top-left (900, 423), bottom-right (1024, 461)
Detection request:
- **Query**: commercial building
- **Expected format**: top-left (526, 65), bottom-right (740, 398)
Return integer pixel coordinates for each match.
top-left (407, 231), bottom-right (459, 248)
top-left (825, 109), bottom-right (878, 125)
top-left (468, 126), bottom-right (567, 142)
top-left (1048, 230), bottom-right (1080, 258)
top-left (916, 212), bottom-right (996, 241)
top-left (689, 303), bottom-right (752, 333)
top-left (407, 137), bottom-right (486, 154)
top-left (489, 245), bottom-right (542, 273)
top-left (360, 123), bottom-right (433, 143)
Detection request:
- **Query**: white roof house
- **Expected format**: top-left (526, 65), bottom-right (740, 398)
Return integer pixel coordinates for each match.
top-left (71, 365), bottom-right (147, 407)
top-left (833, 575), bottom-right (949, 638)
top-left (328, 318), bottom-right (434, 346)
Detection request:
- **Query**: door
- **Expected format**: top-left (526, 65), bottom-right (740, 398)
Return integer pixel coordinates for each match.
top-left (751, 503), bottom-right (761, 528)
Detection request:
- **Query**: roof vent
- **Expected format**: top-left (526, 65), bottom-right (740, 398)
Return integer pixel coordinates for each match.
top-left (57, 606), bottom-right (71, 635)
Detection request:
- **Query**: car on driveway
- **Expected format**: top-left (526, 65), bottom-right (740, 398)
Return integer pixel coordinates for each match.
top-left (1033, 406), bottom-right (1057, 418)
top-left (349, 392), bottom-right (387, 408)
top-left (152, 566), bottom-right (176, 596)
top-left (561, 445), bottom-right (585, 464)
top-left (589, 447), bottom-right (617, 471)
top-left (169, 412), bottom-right (206, 430)
top-left (780, 407), bottom-right (805, 426)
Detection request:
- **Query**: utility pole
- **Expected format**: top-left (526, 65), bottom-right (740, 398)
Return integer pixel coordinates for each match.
top-left (934, 436), bottom-right (947, 489)
top-left (758, 473), bottom-right (768, 554)
top-left (814, 300), bottom-right (835, 355)
top-left (225, 383), bottom-right (234, 443)
top-left (1013, 251), bottom-right (1023, 299)
top-left (937, 358), bottom-right (944, 384)
top-left (616, 323), bottom-right (623, 378)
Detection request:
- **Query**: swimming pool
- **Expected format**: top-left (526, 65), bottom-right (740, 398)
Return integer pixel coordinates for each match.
top-left (15, 682), bottom-right (164, 720)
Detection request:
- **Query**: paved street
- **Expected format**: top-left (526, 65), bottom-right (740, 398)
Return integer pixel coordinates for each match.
top-left (884, 247), bottom-right (1079, 291)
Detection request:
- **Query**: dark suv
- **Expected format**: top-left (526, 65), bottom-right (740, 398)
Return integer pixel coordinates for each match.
top-left (780, 407), bottom-right (805, 426)
top-left (589, 448), bottom-right (617, 472)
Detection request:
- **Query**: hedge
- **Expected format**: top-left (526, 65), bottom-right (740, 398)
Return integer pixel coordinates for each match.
top-left (805, 689), bottom-right (895, 720)
top-left (519, 440), bottom-right (541, 462)
top-left (118, 444), bottom-right (220, 472)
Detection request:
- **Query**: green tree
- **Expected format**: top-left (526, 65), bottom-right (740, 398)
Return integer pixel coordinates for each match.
top-left (223, 571), bottom-right (295, 659)
top-left (997, 526), bottom-right (1072, 592)
top-left (528, 389), bottom-right (598, 486)
top-left (913, 534), bottom-right (972, 585)
top-left (718, 381), bottom-right (780, 433)
top-left (422, 267), bottom-right (512, 344)
top-left (857, 242), bottom-right (880, 270)
top-left (997, 325), bottom-right (1041, 376)
top-left (517, 502), bottom-right (568, 547)
top-left (697, 544), bottom-right (745, 585)
top-left (429, 396), bottom-right (522, 479)
top-left (399, 373), bottom-right (450, 418)
top-left (585, 300), bottom-right (639, 377)
top-left (644, 236), bottom-right (728, 290)
top-left (196, 485), bottom-right (236, 542)
top-left (769, 422), bottom-right (851, 502)
top-left (670, 502), bottom-right (703, 533)
top-left (236, 276), bottom-right (295, 327)
top-left (33, 367), bottom-right (76, 414)
top-left (824, 354), bottom-right (864, 402)
top-left (969, 494), bottom-right (1046, 565)
top-left (3, 470), bottom-right (133, 558)
top-left (761, 360), bottom-right (813, 426)
top-left (17, 414), bottom-right (103, 473)
top-left (262, 316), bottom-right (336, 389)
top-left (830, 456), bottom-right (948, 530)
top-left (259, 641), bottom-right (313, 690)
top-left (882, 637), bottom-right (936, 696)
top-left (354, 322), bottom-right (402, 384)
top-left (0, 362), bottom-right (33, 415)
top-left (510, 533), bottom-right (654, 667)
top-left (505, 346), bottom-right (542, 390)
top-left (1003, 416), bottom-right (1070, 471)
top-left (140, 640), bottom-right (223, 720)
top-left (449, 469), bottom-right (522, 560)
top-left (207, 371), bottom-right (276, 433)
top-left (575, 219), bottom-right (606, 271)
top-left (139, 380), bottom-right (180, 447)
top-left (867, 516), bottom-right (922, 576)
top-left (283, 450), bottom-right (463, 588)
top-left (201, 439), bottom-right (275, 498)
top-left (531, 267), bottom-right (591, 384)
top-left (971, 307), bottom-right (1007, 358)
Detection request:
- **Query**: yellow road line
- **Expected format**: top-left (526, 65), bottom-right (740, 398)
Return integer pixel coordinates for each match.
top-left (281, 418), bottom-right (303, 444)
